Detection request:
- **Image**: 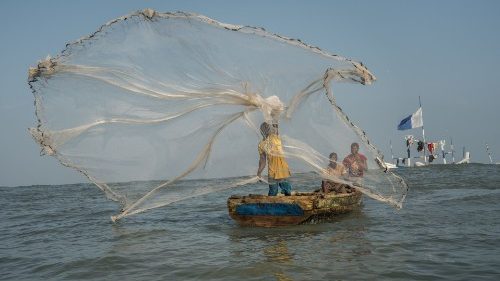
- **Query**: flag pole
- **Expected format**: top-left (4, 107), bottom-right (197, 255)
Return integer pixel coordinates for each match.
top-left (390, 140), bottom-right (394, 162)
top-left (419, 96), bottom-right (427, 164)
top-left (451, 137), bottom-right (455, 163)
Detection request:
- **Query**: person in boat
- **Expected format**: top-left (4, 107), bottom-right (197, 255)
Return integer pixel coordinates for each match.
top-left (322, 152), bottom-right (349, 194)
top-left (343, 142), bottom-right (368, 178)
top-left (256, 122), bottom-right (292, 196)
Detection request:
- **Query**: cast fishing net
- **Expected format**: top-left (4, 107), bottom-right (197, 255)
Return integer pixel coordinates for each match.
top-left (28, 9), bottom-right (408, 221)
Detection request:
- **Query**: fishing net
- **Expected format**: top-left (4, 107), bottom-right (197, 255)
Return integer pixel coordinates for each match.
top-left (28, 9), bottom-right (408, 221)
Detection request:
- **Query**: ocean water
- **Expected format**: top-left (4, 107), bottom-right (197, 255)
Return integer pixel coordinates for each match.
top-left (1, 164), bottom-right (499, 280)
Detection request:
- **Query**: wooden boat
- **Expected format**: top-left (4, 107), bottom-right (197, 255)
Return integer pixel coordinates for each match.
top-left (227, 189), bottom-right (362, 227)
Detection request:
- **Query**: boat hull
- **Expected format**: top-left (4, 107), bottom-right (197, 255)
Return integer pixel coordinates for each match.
top-left (227, 190), bottom-right (362, 227)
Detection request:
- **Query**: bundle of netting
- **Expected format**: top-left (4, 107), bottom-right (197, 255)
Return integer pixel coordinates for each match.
top-left (28, 9), bottom-right (408, 222)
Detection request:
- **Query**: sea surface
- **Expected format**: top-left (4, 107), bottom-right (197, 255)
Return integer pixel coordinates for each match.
top-left (1, 164), bottom-right (499, 280)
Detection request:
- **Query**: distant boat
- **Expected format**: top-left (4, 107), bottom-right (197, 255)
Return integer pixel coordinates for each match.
top-left (486, 143), bottom-right (499, 165)
top-left (456, 154), bottom-right (470, 164)
top-left (394, 97), bottom-right (471, 167)
top-left (227, 189), bottom-right (362, 227)
top-left (394, 97), bottom-right (434, 167)
top-left (384, 162), bottom-right (397, 169)
top-left (414, 161), bottom-right (426, 167)
top-left (456, 147), bottom-right (470, 164)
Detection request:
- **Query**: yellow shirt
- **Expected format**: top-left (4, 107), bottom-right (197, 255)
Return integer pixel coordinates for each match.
top-left (258, 134), bottom-right (291, 180)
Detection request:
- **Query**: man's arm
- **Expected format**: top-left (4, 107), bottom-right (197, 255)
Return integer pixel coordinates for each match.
top-left (340, 164), bottom-right (348, 176)
top-left (362, 155), bottom-right (368, 171)
top-left (342, 157), bottom-right (349, 167)
top-left (358, 155), bottom-right (368, 171)
top-left (257, 152), bottom-right (266, 177)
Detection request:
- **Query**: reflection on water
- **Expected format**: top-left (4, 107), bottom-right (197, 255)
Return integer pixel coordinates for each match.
top-left (329, 226), bottom-right (373, 261)
top-left (225, 206), bottom-right (372, 280)
top-left (264, 240), bottom-right (293, 264)
top-left (264, 240), bottom-right (294, 281)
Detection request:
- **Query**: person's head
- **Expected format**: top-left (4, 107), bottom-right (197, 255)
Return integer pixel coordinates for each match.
top-left (260, 122), bottom-right (271, 138)
top-left (271, 123), bottom-right (279, 133)
top-left (329, 152), bottom-right (338, 162)
top-left (351, 142), bottom-right (359, 154)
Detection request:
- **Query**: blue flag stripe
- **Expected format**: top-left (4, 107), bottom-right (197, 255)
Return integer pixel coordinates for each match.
top-left (397, 114), bottom-right (412, 130)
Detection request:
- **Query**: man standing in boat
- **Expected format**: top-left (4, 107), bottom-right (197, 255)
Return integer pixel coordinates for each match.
top-left (343, 142), bottom-right (368, 178)
top-left (257, 122), bottom-right (292, 196)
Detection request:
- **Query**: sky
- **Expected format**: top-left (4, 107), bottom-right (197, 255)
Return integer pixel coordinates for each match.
top-left (1, 0), bottom-right (499, 187)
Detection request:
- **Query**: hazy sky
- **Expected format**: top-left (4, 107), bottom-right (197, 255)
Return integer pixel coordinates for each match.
top-left (1, 0), bottom-right (499, 187)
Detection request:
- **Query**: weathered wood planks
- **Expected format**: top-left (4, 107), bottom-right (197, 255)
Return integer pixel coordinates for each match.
top-left (228, 190), bottom-right (362, 227)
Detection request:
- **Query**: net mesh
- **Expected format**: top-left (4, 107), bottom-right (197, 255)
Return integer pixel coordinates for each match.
top-left (28, 9), bottom-right (408, 221)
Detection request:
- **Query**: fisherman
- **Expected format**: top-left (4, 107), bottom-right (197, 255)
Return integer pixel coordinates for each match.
top-left (322, 152), bottom-right (348, 194)
top-left (256, 122), bottom-right (292, 196)
top-left (343, 142), bottom-right (368, 178)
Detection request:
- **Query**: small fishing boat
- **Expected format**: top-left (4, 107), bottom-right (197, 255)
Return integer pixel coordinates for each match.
top-left (227, 188), bottom-right (362, 227)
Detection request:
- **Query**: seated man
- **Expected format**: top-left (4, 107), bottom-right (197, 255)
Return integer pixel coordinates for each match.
top-left (322, 152), bottom-right (348, 194)
top-left (257, 122), bottom-right (292, 196)
top-left (343, 142), bottom-right (368, 178)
